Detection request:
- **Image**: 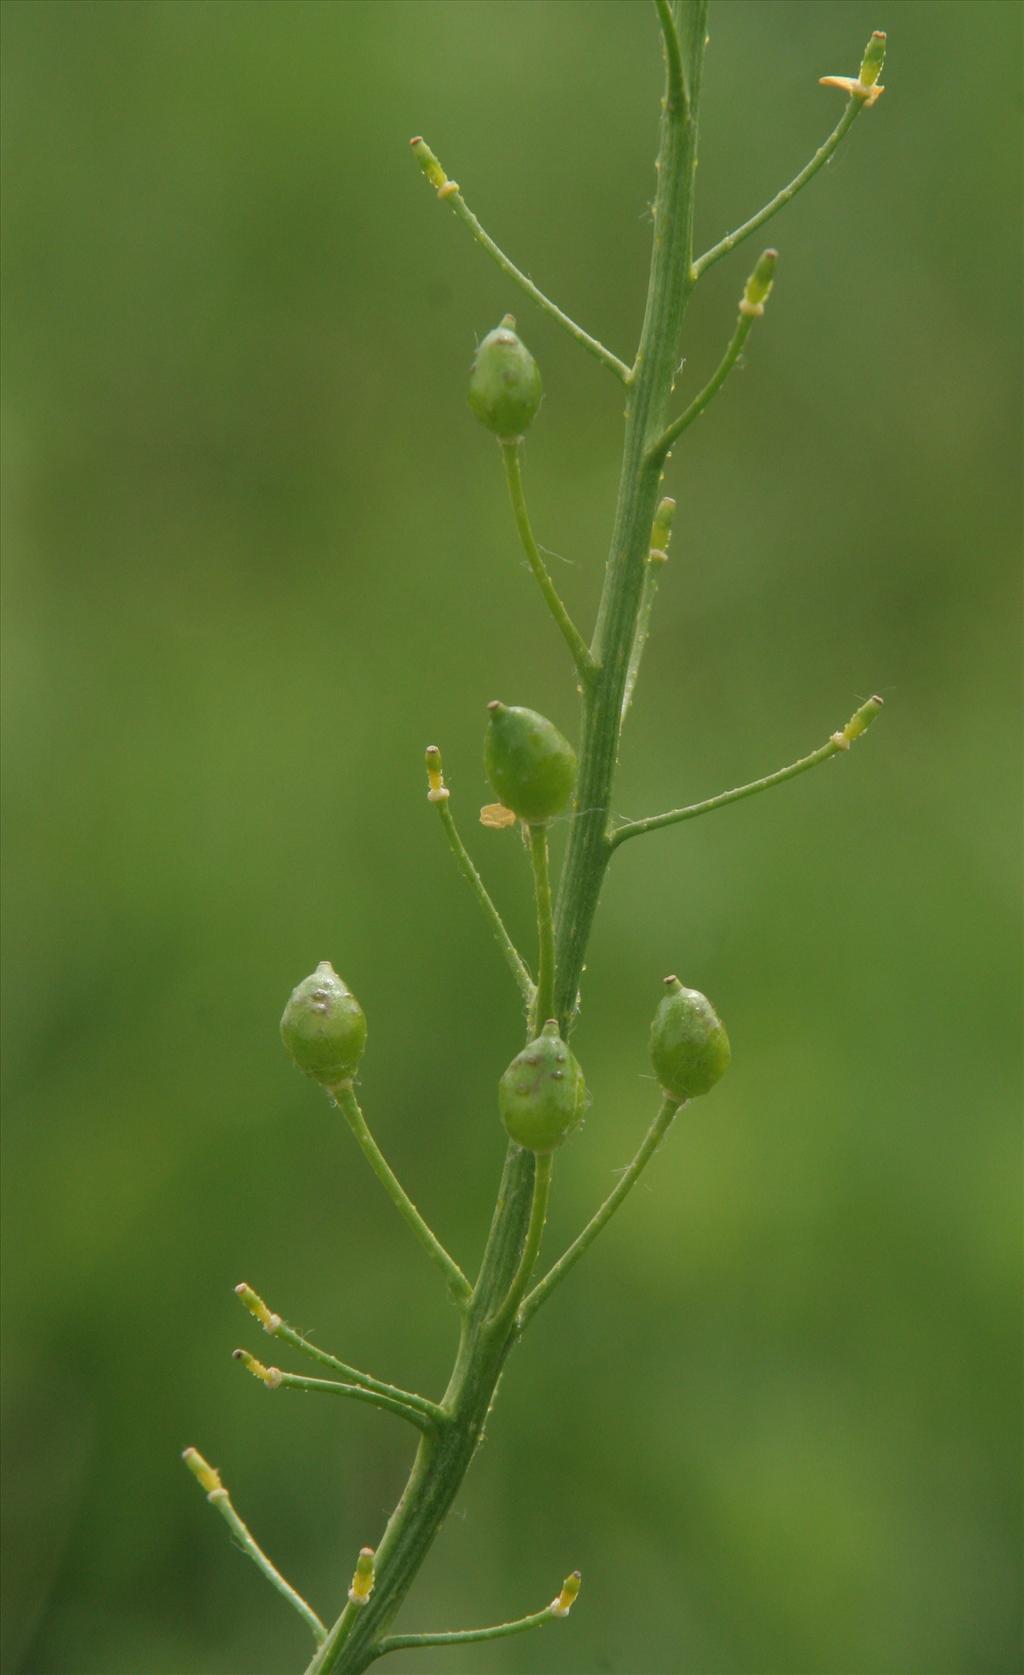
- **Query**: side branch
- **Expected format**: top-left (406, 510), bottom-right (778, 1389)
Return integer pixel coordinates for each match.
top-left (528, 823), bottom-right (556, 1029)
top-left (620, 495), bottom-right (676, 732)
top-left (501, 443), bottom-right (596, 685)
top-left (232, 1349), bottom-right (441, 1433)
top-left (377, 1570), bottom-right (581, 1655)
top-left (609, 695), bottom-right (885, 850)
top-left (410, 138), bottom-right (631, 383)
top-left (653, 0), bottom-right (686, 114)
top-left (518, 1096), bottom-right (680, 1327)
top-left (692, 31), bottom-right (887, 280)
top-left (425, 745), bottom-right (535, 1007)
top-left (182, 1448), bottom-right (327, 1644)
top-left (488, 1151), bottom-right (553, 1331)
top-left (331, 1081), bottom-right (473, 1303)
top-left (648, 248), bottom-right (777, 466)
top-left (233, 1283), bottom-right (442, 1422)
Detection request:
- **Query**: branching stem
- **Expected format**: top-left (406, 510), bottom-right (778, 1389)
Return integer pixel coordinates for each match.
top-left (182, 1449), bottom-right (327, 1645)
top-left (331, 1082), bottom-right (472, 1304)
top-left (411, 140), bottom-right (630, 382)
top-left (235, 1285), bottom-right (441, 1421)
top-left (654, 0), bottom-right (686, 113)
top-left (431, 792), bottom-right (535, 1006)
top-left (648, 309), bottom-right (754, 464)
top-left (519, 1096), bottom-right (680, 1327)
top-left (621, 558), bottom-right (665, 730)
top-left (288, 13), bottom-right (887, 1673)
top-left (488, 1150), bottom-right (553, 1331)
top-left (377, 1603), bottom-right (559, 1654)
top-left (609, 696), bottom-right (884, 849)
top-left (528, 823), bottom-right (556, 1029)
top-left (501, 442), bottom-right (596, 685)
top-left (693, 96), bottom-right (864, 279)
top-left (267, 1367), bottom-right (441, 1433)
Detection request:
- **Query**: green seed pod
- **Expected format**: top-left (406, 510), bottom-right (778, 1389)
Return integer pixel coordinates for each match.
top-left (499, 1019), bottom-right (587, 1153)
top-left (649, 976), bottom-right (731, 1101)
top-left (484, 700), bottom-right (576, 824)
top-left (280, 960), bottom-right (366, 1087)
top-left (468, 314), bottom-right (542, 439)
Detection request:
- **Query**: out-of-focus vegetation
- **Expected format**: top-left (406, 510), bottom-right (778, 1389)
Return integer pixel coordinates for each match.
top-left (2, 3), bottom-right (1020, 1671)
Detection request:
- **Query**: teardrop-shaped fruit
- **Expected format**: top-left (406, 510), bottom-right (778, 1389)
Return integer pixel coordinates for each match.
top-left (484, 701), bottom-right (576, 823)
top-left (280, 961), bottom-right (367, 1086)
top-left (499, 1019), bottom-right (586, 1152)
top-left (468, 315), bottom-right (542, 439)
top-left (649, 976), bottom-right (730, 1100)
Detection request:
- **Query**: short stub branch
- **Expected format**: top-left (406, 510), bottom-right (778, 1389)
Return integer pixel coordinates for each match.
top-left (375, 1569), bottom-right (581, 1655)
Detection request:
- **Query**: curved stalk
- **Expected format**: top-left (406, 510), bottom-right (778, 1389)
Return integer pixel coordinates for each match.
top-left (501, 442), bottom-right (596, 685)
top-left (693, 97), bottom-right (863, 279)
top-left (487, 1151), bottom-right (553, 1332)
top-left (183, 1449), bottom-right (327, 1645)
top-left (528, 823), bottom-right (556, 1029)
top-left (519, 1095), bottom-right (681, 1326)
top-left (331, 1082), bottom-right (471, 1304)
top-left (429, 781), bottom-right (535, 1006)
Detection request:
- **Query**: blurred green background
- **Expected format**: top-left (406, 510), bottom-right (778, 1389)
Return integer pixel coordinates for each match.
top-left (2, 3), bottom-right (1020, 1672)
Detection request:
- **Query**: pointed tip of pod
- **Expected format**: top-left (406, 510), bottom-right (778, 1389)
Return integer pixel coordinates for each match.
top-left (487, 699), bottom-right (505, 714)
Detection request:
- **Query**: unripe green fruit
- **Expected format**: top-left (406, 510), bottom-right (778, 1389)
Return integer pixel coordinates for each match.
top-left (468, 314), bottom-right (542, 439)
top-left (484, 701), bottom-right (576, 824)
top-left (281, 960), bottom-right (366, 1086)
top-left (649, 976), bottom-right (730, 1100)
top-left (499, 1020), bottom-right (586, 1152)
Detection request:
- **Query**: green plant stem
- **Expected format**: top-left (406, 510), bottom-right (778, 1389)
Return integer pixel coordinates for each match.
top-left (654, 0), bottom-right (686, 110)
top-left (519, 1095), bottom-right (681, 1327)
top-left (267, 1367), bottom-right (441, 1433)
top-left (620, 556), bottom-right (666, 730)
top-left (377, 1604), bottom-right (560, 1654)
top-left (552, 0), bottom-right (708, 1031)
top-left (609, 696), bottom-right (884, 848)
top-left (528, 823), bottom-right (556, 1028)
top-left (306, 11), bottom-right (710, 1670)
top-left (441, 187), bottom-right (630, 382)
top-left (501, 443), bottom-right (595, 685)
top-left (649, 308), bottom-right (754, 464)
top-left (692, 95), bottom-right (864, 279)
top-left (488, 1150), bottom-right (553, 1331)
top-left (185, 1463), bottom-right (327, 1645)
top-left (305, 1147), bottom-right (540, 1675)
top-left (432, 796), bottom-right (534, 1005)
top-left (265, 1321), bottom-right (441, 1422)
top-left (235, 1285), bottom-right (444, 1420)
top-left (331, 1082), bottom-right (472, 1304)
